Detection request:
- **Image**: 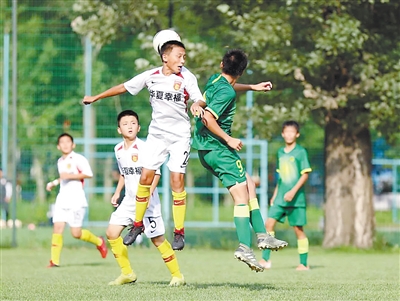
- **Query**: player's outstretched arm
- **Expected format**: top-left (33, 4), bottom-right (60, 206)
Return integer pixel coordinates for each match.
top-left (82, 84), bottom-right (128, 105)
top-left (233, 82), bottom-right (272, 92)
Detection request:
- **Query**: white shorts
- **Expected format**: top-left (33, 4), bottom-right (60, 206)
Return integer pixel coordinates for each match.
top-left (141, 133), bottom-right (190, 174)
top-left (109, 199), bottom-right (165, 239)
top-left (52, 206), bottom-right (86, 228)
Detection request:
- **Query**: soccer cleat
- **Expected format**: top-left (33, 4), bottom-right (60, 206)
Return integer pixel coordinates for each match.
top-left (172, 232), bottom-right (185, 251)
top-left (47, 260), bottom-right (59, 268)
top-left (169, 274), bottom-right (185, 287)
top-left (108, 273), bottom-right (137, 285)
top-left (257, 233), bottom-right (288, 251)
top-left (259, 259), bottom-right (272, 270)
top-left (234, 244), bottom-right (264, 273)
top-left (97, 236), bottom-right (108, 258)
top-left (296, 264), bottom-right (310, 271)
top-left (123, 223), bottom-right (145, 246)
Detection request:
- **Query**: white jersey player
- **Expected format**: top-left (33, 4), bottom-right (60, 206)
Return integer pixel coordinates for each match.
top-left (45, 133), bottom-right (107, 268)
top-left (82, 38), bottom-right (205, 251)
top-left (105, 110), bottom-right (185, 287)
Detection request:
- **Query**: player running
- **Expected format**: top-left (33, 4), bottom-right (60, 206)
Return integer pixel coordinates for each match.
top-left (106, 110), bottom-right (185, 286)
top-left (46, 133), bottom-right (107, 267)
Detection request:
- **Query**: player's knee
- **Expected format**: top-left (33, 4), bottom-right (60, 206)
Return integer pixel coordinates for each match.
top-left (105, 228), bottom-right (118, 240)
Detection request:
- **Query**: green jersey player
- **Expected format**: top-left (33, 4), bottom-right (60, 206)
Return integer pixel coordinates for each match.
top-left (193, 49), bottom-right (288, 272)
top-left (260, 120), bottom-right (312, 271)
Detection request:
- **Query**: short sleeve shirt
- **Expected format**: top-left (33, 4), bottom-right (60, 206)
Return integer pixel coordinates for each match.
top-left (114, 138), bottom-right (161, 217)
top-left (124, 66), bottom-right (204, 139)
top-left (192, 74), bottom-right (236, 150)
top-left (56, 151), bottom-right (93, 208)
top-left (274, 144), bottom-right (312, 207)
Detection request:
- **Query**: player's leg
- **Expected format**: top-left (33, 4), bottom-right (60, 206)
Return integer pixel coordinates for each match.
top-left (246, 173), bottom-right (288, 251)
top-left (124, 134), bottom-right (168, 245)
top-left (69, 208), bottom-right (107, 258)
top-left (259, 217), bottom-right (277, 269)
top-left (170, 172), bottom-right (186, 250)
top-left (289, 207), bottom-right (309, 271)
top-left (123, 168), bottom-right (156, 245)
top-left (167, 137), bottom-right (190, 250)
top-left (48, 220), bottom-right (65, 267)
top-left (145, 215), bottom-right (185, 286)
top-left (107, 199), bottom-right (137, 285)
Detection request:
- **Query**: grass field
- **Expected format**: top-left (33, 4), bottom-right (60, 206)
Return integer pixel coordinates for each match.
top-left (1, 229), bottom-right (399, 301)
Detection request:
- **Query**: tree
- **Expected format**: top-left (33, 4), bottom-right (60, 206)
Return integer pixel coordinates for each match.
top-left (218, 0), bottom-right (400, 248)
top-left (69, 0), bottom-right (400, 247)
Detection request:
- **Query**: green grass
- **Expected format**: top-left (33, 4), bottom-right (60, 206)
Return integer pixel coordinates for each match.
top-left (1, 229), bottom-right (399, 301)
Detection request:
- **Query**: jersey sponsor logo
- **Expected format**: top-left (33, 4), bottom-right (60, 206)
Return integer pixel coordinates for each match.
top-left (173, 80), bottom-right (182, 90)
top-left (121, 166), bottom-right (142, 176)
top-left (149, 89), bottom-right (183, 103)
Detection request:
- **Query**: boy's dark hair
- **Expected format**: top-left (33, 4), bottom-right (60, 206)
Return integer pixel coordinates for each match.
top-left (282, 120), bottom-right (300, 132)
top-left (57, 133), bottom-right (74, 144)
top-left (160, 40), bottom-right (185, 58)
top-left (117, 110), bottom-right (140, 126)
top-left (221, 49), bottom-right (248, 77)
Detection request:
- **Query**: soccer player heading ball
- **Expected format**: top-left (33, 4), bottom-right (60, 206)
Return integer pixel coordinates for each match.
top-left (82, 29), bottom-right (206, 251)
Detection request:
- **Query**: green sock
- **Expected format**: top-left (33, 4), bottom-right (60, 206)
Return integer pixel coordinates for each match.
top-left (300, 253), bottom-right (308, 266)
top-left (233, 204), bottom-right (251, 247)
top-left (261, 231), bottom-right (275, 261)
top-left (249, 198), bottom-right (266, 234)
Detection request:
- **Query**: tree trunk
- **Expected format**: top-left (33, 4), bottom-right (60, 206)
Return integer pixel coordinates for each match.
top-left (323, 120), bottom-right (375, 248)
top-left (31, 155), bottom-right (46, 204)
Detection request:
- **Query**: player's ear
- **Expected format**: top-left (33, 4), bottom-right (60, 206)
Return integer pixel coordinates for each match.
top-left (162, 53), bottom-right (168, 63)
top-left (117, 127), bottom-right (122, 135)
top-left (138, 125), bottom-right (141, 133)
top-left (296, 132), bottom-right (300, 138)
top-left (220, 62), bottom-right (223, 69)
top-left (57, 145), bottom-right (61, 151)
top-left (72, 143), bottom-right (76, 149)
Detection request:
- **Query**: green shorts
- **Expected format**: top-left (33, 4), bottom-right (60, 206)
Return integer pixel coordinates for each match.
top-left (198, 149), bottom-right (246, 188)
top-left (267, 204), bottom-right (307, 227)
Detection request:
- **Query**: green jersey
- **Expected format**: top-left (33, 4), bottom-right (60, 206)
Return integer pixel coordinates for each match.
top-left (275, 144), bottom-right (312, 207)
top-left (192, 74), bottom-right (236, 150)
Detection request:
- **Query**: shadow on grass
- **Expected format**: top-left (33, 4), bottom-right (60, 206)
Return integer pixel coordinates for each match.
top-left (62, 262), bottom-right (105, 267)
top-left (148, 281), bottom-right (276, 291)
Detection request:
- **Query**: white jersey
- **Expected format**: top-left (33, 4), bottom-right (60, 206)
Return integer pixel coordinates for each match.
top-left (114, 138), bottom-right (162, 217)
top-left (124, 66), bottom-right (204, 138)
top-left (56, 151), bottom-right (93, 209)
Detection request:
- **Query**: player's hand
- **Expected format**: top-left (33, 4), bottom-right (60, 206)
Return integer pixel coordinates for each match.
top-left (190, 102), bottom-right (204, 118)
top-left (252, 81), bottom-right (272, 92)
top-left (46, 182), bottom-right (54, 192)
top-left (284, 190), bottom-right (295, 202)
top-left (269, 198), bottom-right (275, 206)
top-left (82, 95), bottom-right (97, 105)
top-left (226, 137), bottom-right (243, 151)
top-left (111, 193), bottom-right (120, 207)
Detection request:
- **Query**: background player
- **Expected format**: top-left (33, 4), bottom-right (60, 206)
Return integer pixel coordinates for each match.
top-left (192, 49), bottom-right (288, 272)
top-left (46, 133), bottom-right (107, 267)
top-left (82, 35), bottom-right (205, 251)
top-left (259, 120), bottom-right (312, 271)
top-left (106, 110), bottom-right (185, 286)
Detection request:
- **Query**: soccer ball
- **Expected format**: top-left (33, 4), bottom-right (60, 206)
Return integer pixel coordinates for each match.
top-left (153, 29), bottom-right (181, 54)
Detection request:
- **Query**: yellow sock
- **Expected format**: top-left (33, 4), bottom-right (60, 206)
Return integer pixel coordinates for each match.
top-left (108, 236), bottom-right (133, 275)
top-left (157, 239), bottom-right (182, 278)
top-left (172, 190), bottom-right (186, 232)
top-left (298, 237), bottom-right (309, 266)
top-left (135, 184), bottom-right (151, 223)
top-left (80, 229), bottom-right (102, 246)
top-left (51, 233), bottom-right (63, 265)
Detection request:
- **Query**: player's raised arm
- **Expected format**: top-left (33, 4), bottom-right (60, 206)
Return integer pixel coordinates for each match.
top-left (233, 81), bottom-right (272, 92)
top-left (82, 84), bottom-right (128, 105)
